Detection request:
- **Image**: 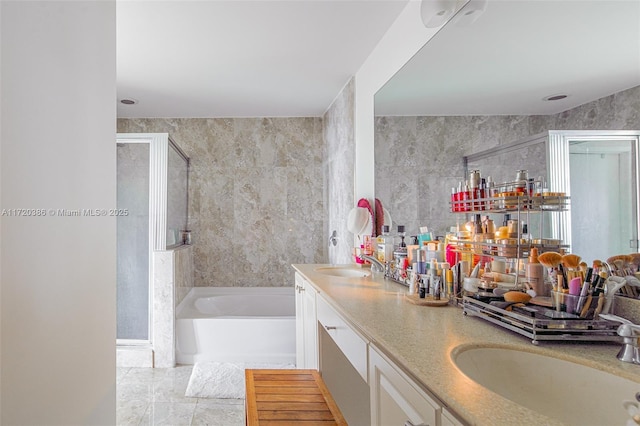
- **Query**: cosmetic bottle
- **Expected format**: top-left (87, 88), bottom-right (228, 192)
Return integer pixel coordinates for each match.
top-left (377, 225), bottom-right (394, 263)
top-left (451, 187), bottom-right (459, 212)
top-left (515, 169), bottom-right (528, 195)
top-left (445, 268), bottom-right (454, 301)
top-left (432, 272), bottom-right (442, 300)
top-left (486, 176), bottom-right (496, 209)
top-left (415, 248), bottom-right (427, 275)
top-left (419, 274), bottom-right (428, 298)
top-left (417, 226), bottom-right (432, 246)
top-left (395, 225), bottom-right (407, 250)
top-left (526, 248), bottom-right (547, 296)
top-left (478, 178), bottom-right (487, 211)
top-left (444, 227), bottom-right (459, 266)
top-left (469, 170), bottom-right (480, 211)
top-left (521, 223), bottom-right (530, 244)
top-left (461, 182), bottom-right (471, 212)
top-left (407, 236), bottom-right (420, 264)
top-left (358, 235), bottom-right (372, 265)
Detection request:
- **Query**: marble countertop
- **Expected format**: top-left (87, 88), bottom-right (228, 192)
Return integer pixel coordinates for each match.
top-left (292, 263), bottom-right (640, 426)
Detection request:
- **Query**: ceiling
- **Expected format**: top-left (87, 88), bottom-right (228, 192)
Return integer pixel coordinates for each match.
top-left (116, 0), bottom-right (408, 118)
top-left (117, 0), bottom-right (640, 119)
top-left (375, 0), bottom-right (640, 116)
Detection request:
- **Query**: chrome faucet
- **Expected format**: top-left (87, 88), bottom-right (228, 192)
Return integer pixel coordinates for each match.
top-left (616, 323), bottom-right (640, 365)
top-left (601, 314), bottom-right (640, 365)
top-left (361, 255), bottom-right (385, 274)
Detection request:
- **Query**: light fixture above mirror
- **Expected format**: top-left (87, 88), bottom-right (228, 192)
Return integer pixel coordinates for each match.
top-left (420, 0), bottom-right (463, 28)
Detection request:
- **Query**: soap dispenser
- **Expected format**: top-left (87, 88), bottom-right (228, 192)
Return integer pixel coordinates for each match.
top-left (526, 248), bottom-right (547, 296)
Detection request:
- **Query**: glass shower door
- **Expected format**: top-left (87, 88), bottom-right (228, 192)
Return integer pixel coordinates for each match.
top-left (116, 142), bottom-right (150, 341)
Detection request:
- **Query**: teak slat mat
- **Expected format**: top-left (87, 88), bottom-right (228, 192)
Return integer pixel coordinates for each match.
top-left (245, 369), bottom-right (347, 426)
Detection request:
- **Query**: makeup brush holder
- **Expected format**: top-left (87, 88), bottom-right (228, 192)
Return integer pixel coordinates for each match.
top-left (551, 291), bottom-right (605, 319)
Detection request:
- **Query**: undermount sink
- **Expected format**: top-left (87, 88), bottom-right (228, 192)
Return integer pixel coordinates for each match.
top-left (314, 267), bottom-right (371, 278)
top-left (452, 345), bottom-right (639, 425)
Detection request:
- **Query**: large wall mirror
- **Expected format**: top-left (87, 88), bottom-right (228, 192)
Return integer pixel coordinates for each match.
top-left (373, 1), bottom-right (640, 244)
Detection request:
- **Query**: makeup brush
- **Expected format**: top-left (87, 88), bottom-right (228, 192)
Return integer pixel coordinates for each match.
top-left (561, 254), bottom-right (581, 270)
top-left (538, 251), bottom-right (563, 291)
top-left (538, 251), bottom-right (562, 269)
top-left (592, 259), bottom-right (603, 277)
top-left (628, 253), bottom-right (640, 273)
top-left (607, 254), bottom-right (633, 276)
top-left (561, 254), bottom-right (582, 282)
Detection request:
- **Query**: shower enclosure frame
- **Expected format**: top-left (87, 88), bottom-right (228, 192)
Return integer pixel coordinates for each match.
top-left (116, 132), bottom-right (190, 351)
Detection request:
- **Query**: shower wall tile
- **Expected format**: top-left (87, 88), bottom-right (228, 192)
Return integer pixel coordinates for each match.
top-left (175, 245), bottom-right (194, 307)
top-left (153, 251), bottom-right (175, 368)
top-left (118, 117), bottom-right (324, 288)
top-left (323, 78), bottom-right (356, 264)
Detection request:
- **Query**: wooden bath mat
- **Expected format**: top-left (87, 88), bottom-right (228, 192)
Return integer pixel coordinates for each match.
top-left (245, 369), bottom-right (346, 425)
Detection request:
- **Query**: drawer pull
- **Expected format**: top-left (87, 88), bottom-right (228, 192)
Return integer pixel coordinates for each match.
top-left (324, 326), bottom-right (337, 330)
top-left (404, 421), bottom-right (428, 426)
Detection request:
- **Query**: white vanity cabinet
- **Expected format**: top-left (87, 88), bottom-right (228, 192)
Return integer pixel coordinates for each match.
top-left (369, 345), bottom-right (442, 426)
top-left (316, 295), bottom-right (369, 382)
top-left (294, 273), bottom-right (318, 369)
top-left (293, 268), bottom-right (466, 426)
top-left (441, 408), bottom-right (465, 426)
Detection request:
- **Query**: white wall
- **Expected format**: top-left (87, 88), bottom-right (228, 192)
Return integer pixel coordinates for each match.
top-left (353, 0), bottom-right (467, 202)
top-left (1, 2), bottom-right (116, 424)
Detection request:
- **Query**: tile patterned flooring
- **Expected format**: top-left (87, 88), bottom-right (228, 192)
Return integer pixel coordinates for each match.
top-left (117, 366), bottom-right (245, 426)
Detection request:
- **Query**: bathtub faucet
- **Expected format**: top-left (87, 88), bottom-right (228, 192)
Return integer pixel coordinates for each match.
top-left (361, 255), bottom-right (385, 274)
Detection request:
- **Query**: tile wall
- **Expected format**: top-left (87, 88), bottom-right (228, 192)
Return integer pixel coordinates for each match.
top-left (118, 118), bottom-right (325, 288)
top-left (323, 78), bottom-right (356, 264)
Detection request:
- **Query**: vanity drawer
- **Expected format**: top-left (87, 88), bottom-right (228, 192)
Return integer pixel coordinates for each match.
top-left (317, 295), bottom-right (369, 382)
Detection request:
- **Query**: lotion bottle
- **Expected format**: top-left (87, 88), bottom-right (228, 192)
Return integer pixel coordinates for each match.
top-left (526, 248), bottom-right (547, 296)
top-left (377, 225), bottom-right (394, 263)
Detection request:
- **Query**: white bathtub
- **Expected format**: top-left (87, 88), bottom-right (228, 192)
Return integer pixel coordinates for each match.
top-left (175, 287), bottom-right (296, 365)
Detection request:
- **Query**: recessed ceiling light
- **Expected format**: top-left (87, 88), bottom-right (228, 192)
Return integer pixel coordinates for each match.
top-left (543, 94), bottom-right (569, 101)
top-left (120, 98), bottom-right (138, 105)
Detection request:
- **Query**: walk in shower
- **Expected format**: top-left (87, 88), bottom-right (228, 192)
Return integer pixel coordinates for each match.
top-left (116, 133), bottom-right (190, 367)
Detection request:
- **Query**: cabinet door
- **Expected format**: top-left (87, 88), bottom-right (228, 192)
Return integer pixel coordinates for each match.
top-left (441, 408), bottom-right (465, 426)
top-left (369, 346), bottom-right (440, 426)
top-left (317, 295), bottom-right (368, 382)
top-left (294, 273), bottom-right (318, 369)
top-left (294, 273), bottom-right (305, 367)
top-left (302, 281), bottom-right (318, 369)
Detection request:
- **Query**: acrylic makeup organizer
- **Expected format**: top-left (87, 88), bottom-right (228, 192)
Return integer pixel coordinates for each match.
top-left (447, 178), bottom-right (621, 343)
top-left (449, 179), bottom-right (571, 262)
top-left (462, 296), bottom-right (621, 345)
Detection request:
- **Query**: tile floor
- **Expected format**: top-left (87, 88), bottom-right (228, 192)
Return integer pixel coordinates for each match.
top-left (117, 366), bottom-right (245, 426)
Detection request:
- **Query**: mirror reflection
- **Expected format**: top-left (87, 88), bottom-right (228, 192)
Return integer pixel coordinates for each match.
top-left (373, 1), bottom-right (640, 299)
top-left (570, 139), bottom-right (636, 263)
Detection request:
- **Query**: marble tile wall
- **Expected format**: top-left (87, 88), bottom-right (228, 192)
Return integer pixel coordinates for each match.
top-left (175, 244), bottom-right (194, 306)
top-left (151, 245), bottom-right (194, 368)
top-left (118, 118), bottom-right (324, 288)
top-left (323, 78), bottom-right (356, 264)
top-left (153, 250), bottom-right (176, 368)
top-left (375, 85), bottom-right (640, 239)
